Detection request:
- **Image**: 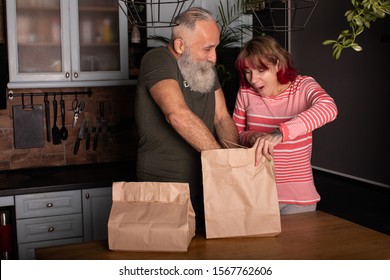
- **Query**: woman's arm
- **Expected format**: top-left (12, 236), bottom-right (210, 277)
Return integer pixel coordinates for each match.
top-left (279, 77), bottom-right (338, 142)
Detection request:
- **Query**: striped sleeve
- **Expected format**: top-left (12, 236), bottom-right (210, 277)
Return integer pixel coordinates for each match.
top-left (232, 89), bottom-right (253, 146)
top-left (280, 77), bottom-right (338, 142)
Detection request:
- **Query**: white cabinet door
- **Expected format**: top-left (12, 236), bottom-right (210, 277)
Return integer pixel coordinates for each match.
top-left (6, 0), bottom-right (70, 84)
top-left (70, 0), bottom-right (129, 83)
top-left (6, 0), bottom-right (130, 89)
top-left (82, 187), bottom-right (112, 242)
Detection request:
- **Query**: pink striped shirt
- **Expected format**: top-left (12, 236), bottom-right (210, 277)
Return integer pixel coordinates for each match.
top-left (233, 76), bottom-right (338, 205)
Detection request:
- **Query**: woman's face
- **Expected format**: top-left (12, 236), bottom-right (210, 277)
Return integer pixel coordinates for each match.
top-left (244, 62), bottom-right (280, 97)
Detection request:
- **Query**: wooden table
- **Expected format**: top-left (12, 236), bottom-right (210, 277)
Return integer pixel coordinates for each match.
top-left (36, 211), bottom-right (390, 260)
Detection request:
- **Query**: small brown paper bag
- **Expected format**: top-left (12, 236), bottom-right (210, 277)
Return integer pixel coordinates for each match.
top-left (201, 145), bottom-right (281, 239)
top-left (108, 181), bottom-right (196, 252)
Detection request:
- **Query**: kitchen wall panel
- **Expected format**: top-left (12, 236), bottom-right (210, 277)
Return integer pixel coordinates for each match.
top-left (0, 0), bottom-right (4, 43)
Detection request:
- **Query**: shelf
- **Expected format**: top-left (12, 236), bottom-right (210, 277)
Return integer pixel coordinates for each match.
top-left (18, 42), bottom-right (61, 47)
top-left (16, 6), bottom-right (60, 12)
top-left (80, 43), bottom-right (120, 47)
top-left (18, 42), bottom-right (120, 48)
top-left (7, 79), bottom-right (137, 90)
top-left (79, 7), bottom-right (118, 13)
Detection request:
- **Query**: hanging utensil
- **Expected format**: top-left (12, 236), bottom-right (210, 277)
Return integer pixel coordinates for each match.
top-left (59, 94), bottom-right (68, 140)
top-left (85, 118), bottom-right (93, 150)
top-left (51, 94), bottom-right (61, 145)
top-left (93, 118), bottom-right (100, 151)
top-left (99, 101), bottom-right (108, 146)
top-left (44, 94), bottom-right (51, 142)
top-left (13, 94), bottom-right (44, 149)
top-left (72, 94), bottom-right (85, 128)
top-left (73, 117), bottom-right (86, 155)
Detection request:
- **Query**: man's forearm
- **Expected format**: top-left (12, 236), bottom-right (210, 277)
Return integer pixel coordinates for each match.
top-left (167, 109), bottom-right (221, 152)
top-left (215, 115), bottom-right (239, 148)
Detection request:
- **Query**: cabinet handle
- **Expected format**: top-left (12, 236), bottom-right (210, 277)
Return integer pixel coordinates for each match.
top-left (74, 72), bottom-right (79, 78)
top-left (46, 203), bottom-right (53, 208)
top-left (65, 72), bottom-right (70, 78)
top-left (48, 227), bottom-right (55, 232)
top-left (85, 193), bottom-right (90, 199)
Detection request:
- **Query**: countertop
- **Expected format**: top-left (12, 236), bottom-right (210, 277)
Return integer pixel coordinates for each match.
top-left (0, 161), bottom-right (136, 196)
top-left (36, 211), bottom-right (390, 260)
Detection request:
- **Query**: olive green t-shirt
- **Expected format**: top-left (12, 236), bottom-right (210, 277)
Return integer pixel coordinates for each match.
top-left (135, 47), bottom-right (220, 196)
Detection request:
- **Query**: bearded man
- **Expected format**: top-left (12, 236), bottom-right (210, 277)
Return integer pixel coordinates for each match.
top-left (135, 7), bottom-right (239, 226)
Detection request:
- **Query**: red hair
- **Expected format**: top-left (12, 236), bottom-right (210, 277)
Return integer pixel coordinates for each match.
top-left (236, 36), bottom-right (298, 88)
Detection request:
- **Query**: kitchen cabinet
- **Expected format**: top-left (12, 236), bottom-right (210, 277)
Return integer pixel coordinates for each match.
top-left (14, 187), bottom-right (113, 259)
top-left (82, 187), bottom-right (112, 242)
top-left (6, 0), bottom-right (132, 89)
top-left (15, 190), bottom-right (84, 259)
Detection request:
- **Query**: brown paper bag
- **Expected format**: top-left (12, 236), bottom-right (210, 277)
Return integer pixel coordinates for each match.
top-left (201, 145), bottom-right (281, 239)
top-left (108, 181), bottom-right (196, 252)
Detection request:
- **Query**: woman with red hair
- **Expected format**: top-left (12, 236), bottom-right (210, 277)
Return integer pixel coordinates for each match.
top-left (233, 35), bottom-right (338, 215)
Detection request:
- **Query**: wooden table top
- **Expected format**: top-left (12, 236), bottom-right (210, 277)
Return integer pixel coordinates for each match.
top-left (36, 211), bottom-right (390, 260)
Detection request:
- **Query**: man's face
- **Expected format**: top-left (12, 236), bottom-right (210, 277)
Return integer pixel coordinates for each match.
top-left (177, 21), bottom-right (220, 93)
top-left (187, 20), bottom-right (220, 65)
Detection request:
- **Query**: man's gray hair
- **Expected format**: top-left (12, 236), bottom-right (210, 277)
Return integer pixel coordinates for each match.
top-left (172, 7), bottom-right (214, 35)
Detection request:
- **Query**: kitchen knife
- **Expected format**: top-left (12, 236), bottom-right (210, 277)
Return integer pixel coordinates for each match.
top-left (44, 95), bottom-right (51, 142)
top-left (86, 118), bottom-right (93, 150)
top-left (99, 101), bottom-right (108, 146)
top-left (93, 119), bottom-right (100, 151)
top-left (73, 117), bottom-right (86, 155)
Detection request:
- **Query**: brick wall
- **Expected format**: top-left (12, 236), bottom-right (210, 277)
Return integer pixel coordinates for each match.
top-left (0, 86), bottom-right (138, 170)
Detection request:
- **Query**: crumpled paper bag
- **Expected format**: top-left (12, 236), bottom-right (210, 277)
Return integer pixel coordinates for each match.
top-left (201, 145), bottom-right (281, 239)
top-left (108, 181), bottom-right (196, 252)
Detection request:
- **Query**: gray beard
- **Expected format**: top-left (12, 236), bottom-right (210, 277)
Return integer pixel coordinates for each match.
top-left (178, 51), bottom-right (216, 94)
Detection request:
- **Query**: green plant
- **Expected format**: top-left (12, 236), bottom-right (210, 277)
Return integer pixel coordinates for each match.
top-left (323, 0), bottom-right (390, 60)
top-left (217, 0), bottom-right (254, 49)
top-left (216, 0), bottom-right (265, 86)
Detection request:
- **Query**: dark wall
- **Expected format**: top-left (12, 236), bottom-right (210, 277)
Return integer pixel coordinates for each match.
top-left (291, 0), bottom-right (390, 187)
top-left (0, 43), bottom-right (7, 109)
top-left (0, 0), bottom-right (7, 110)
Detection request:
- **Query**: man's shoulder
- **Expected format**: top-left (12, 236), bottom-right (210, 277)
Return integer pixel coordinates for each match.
top-left (141, 47), bottom-right (176, 68)
top-left (144, 47), bottom-right (171, 59)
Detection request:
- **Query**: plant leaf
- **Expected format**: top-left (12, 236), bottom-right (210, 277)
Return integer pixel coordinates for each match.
top-left (351, 44), bottom-right (363, 51)
top-left (322, 40), bottom-right (337, 45)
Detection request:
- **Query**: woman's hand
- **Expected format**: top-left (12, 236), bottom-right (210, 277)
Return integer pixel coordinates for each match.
top-left (251, 130), bottom-right (282, 165)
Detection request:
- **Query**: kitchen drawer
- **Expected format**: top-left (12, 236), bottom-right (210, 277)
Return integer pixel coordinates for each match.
top-left (15, 190), bottom-right (81, 219)
top-left (0, 195), bottom-right (14, 207)
top-left (16, 213), bottom-right (83, 244)
top-left (18, 237), bottom-right (83, 260)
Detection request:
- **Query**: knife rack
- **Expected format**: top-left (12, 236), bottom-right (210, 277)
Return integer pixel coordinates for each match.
top-left (7, 88), bottom-right (93, 100)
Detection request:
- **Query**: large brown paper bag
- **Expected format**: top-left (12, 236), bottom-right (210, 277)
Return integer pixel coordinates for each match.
top-left (201, 145), bottom-right (281, 239)
top-left (108, 181), bottom-right (196, 252)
